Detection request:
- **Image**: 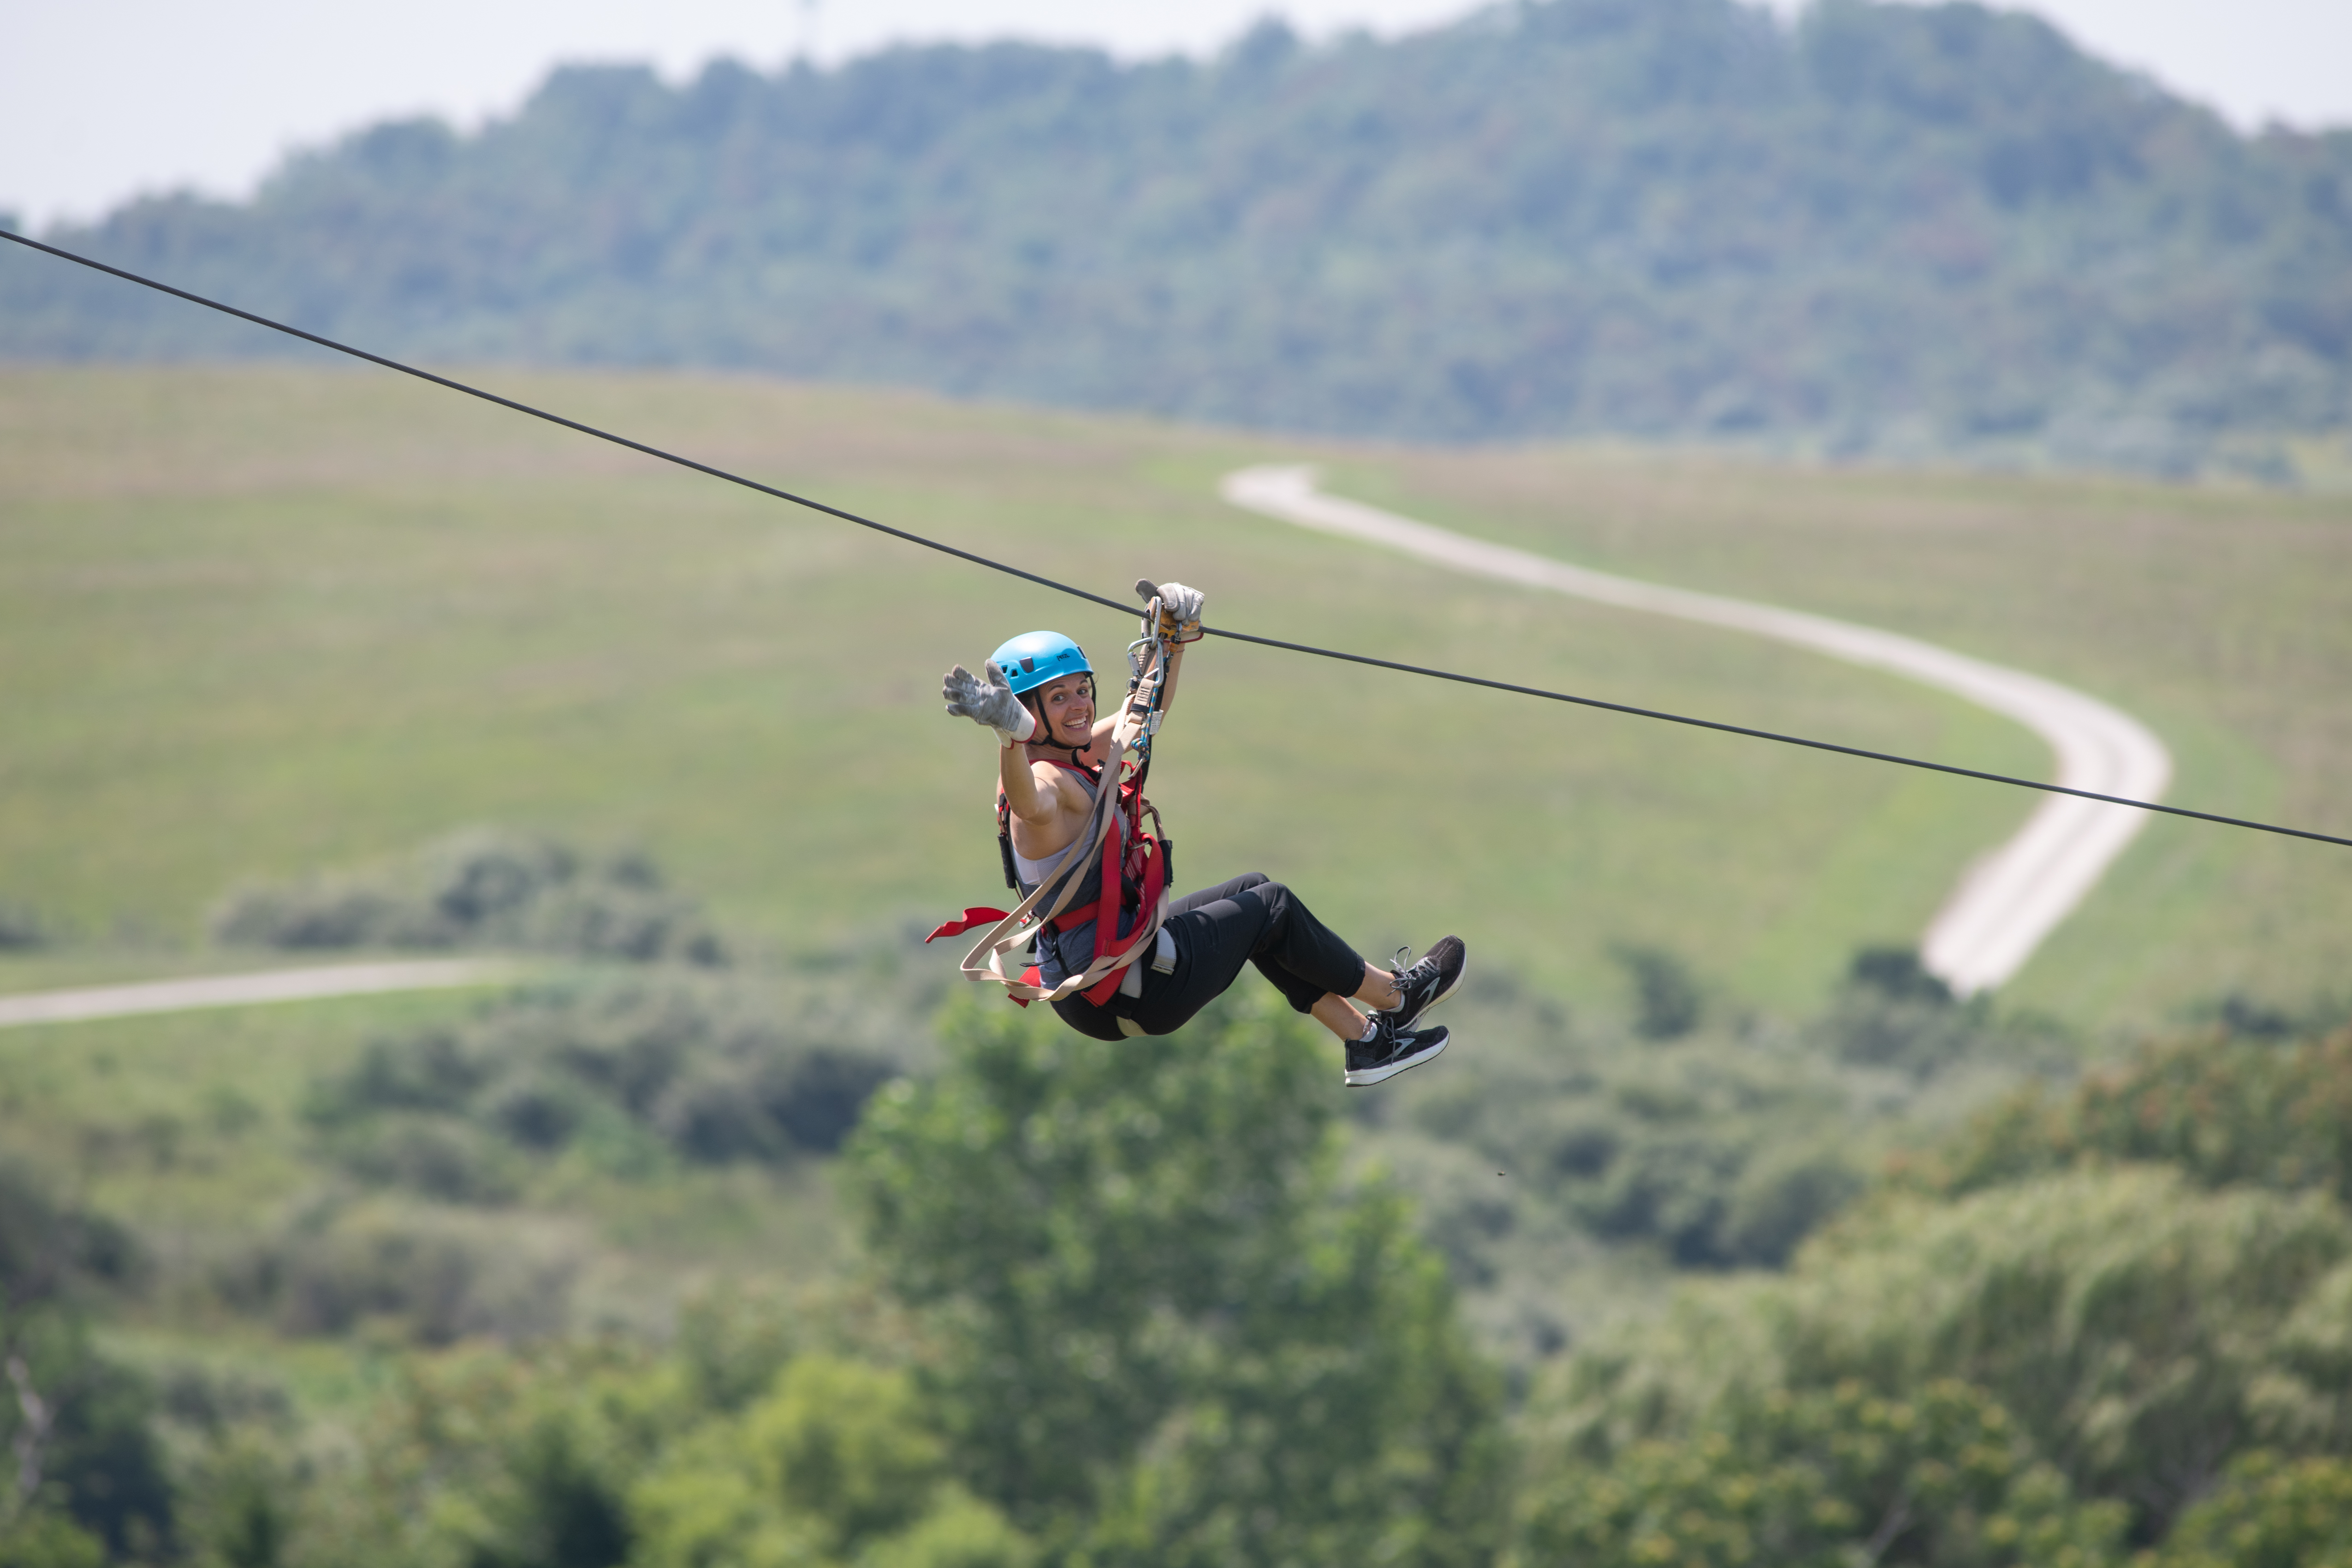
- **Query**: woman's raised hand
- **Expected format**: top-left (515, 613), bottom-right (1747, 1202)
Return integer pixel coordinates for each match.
top-left (943, 661), bottom-right (1035, 746)
top-left (1135, 579), bottom-right (1206, 643)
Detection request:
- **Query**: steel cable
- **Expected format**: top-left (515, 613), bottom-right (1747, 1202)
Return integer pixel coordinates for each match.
top-left (5, 227), bottom-right (2347, 852)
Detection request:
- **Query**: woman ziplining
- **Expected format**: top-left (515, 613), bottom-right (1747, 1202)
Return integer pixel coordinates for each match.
top-left (928, 580), bottom-right (1465, 1085)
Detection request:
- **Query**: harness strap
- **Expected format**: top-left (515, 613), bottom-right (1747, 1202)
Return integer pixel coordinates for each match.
top-left (956, 776), bottom-right (1170, 1006)
top-left (953, 613), bottom-right (1176, 1010)
top-left (959, 766), bottom-right (1169, 1005)
top-left (1075, 794), bottom-right (1167, 1005)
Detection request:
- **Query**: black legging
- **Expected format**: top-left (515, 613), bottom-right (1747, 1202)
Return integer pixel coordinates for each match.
top-left (1051, 873), bottom-right (1367, 1041)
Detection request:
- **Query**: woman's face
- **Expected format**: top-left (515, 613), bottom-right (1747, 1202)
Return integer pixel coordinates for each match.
top-left (1033, 674), bottom-right (1095, 745)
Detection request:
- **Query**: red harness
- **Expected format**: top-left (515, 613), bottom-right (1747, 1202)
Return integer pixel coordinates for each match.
top-left (928, 755), bottom-right (1170, 1008)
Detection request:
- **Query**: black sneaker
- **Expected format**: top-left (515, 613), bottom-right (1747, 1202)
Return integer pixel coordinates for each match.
top-left (1385, 936), bottom-right (1467, 1032)
top-left (1344, 1014), bottom-right (1450, 1087)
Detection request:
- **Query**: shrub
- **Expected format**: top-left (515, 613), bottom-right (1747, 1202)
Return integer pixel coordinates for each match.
top-left (1613, 944), bottom-right (1704, 1040)
top-left (672, 1285), bottom-right (802, 1414)
top-left (283, 1344), bottom-right (662, 1568)
top-left (304, 1031), bottom-right (486, 1125)
top-left (0, 1515), bottom-right (107, 1568)
top-left (1516, 1378), bottom-right (2127, 1568)
top-left (172, 1429), bottom-right (301, 1568)
top-left (0, 1159), bottom-right (142, 1308)
top-left (479, 1072), bottom-right (591, 1152)
top-left (1720, 1144), bottom-right (1868, 1268)
top-left (630, 1357), bottom-right (1032, 1568)
top-left (246, 1206), bottom-right (581, 1343)
top-left (324, 1116), bottom-right (520, 1204)
top-left (1848, 946), bottom-right (1954, 1007)
top-left (463, 1414), bottom-right (634, 1568)
top-left (2155, 1451), bottom-right (2352, 1568)
top-left (209, 829), bottom-right (728, 966)
top-left (1820, 945), bottom-right (1990, 1077)
top-left (756, 1047), bottom-right (899, 1154)
top-left (0, 902), bottom-right (46, 952)
top-left (1922, 1022), bottom-right (2352, 1204)
top-left (1578, 1129), bottom-right (1744, 1263)
top-left (302, 982), bottom-right (906, 1197)
top-left (652, 1068), bottom-right (781, 1164)
top-left (1530, 1168), bottom-right (2352, 1541)
top-left (1394, 1019), bottom-right (1883, 1276)
top-left (0, 1309), bottom-right (174, 1559)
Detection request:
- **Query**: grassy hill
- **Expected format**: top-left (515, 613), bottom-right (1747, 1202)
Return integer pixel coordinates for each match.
top-left (3, 364), bottom-right (2347, 1025)
top-left (1, 364), bottom-right (2349, 1527)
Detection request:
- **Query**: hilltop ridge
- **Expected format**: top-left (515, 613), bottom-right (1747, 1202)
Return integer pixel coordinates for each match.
top-left (5, 0), bottom-right (2349, 473)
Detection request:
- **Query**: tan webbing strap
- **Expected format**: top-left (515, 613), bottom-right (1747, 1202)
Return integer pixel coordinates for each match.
top-left (961, 617), bottom-right (1176, 1009)
top-left (958, 740), bottom-right (1171, 1006)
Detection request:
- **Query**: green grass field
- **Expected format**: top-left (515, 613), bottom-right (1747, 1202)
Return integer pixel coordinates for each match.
top-left (4, 364), bottom-right (2345, 1024)
top-left (4, 362), bottom-right (2348, 1403)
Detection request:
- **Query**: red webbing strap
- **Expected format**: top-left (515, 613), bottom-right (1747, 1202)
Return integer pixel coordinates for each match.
top-left (1076, 813), bottom-right (1124, 1004)
top-left (1095, 833), bottom-right (1166, 1005)
top-left (956, 744), bottom-right (1146, 1004)
top-left (954, 631), bottom-right (1174, 1007)
top-left (926, 908), bottom-right (1011, 943)
top-left (1077, 784), bottom-right (1167, 1007)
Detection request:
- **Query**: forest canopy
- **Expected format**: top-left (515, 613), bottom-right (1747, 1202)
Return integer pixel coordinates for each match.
top-left (4, 0), bottom-right (2348, 474)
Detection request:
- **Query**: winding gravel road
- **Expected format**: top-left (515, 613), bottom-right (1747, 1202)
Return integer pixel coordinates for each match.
top-left (0, 959), bottom-right (513, 1031)
top-left (0, 469), bottom-right (2167, 1025)
top-left (1222, 464), bottom-right (2172, 994)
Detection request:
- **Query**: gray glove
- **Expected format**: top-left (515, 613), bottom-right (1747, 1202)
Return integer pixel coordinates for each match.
top-left (943, 661), bottom-right (1034, 746)
top-left (1136, 579), bottom-right (1206, 642)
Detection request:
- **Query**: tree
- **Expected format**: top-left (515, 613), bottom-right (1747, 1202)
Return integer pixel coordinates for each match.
top-left (2154, 1452), bottom-right (2352, 1568)
top-left (845, 993), bottom-right (1506, 1566)
top-left (8, 0), bottom-right (2347, 470)
top-left (0, 1164), bottom-right (170, 1560)
top-left (1528, 1168), bottom-right (2352, 1542)
top-left (629, 1356), bottom-right (1032, 1568)
top-left (275, 1344), bottom-right (660, 1568)
top-left (1919, 1023), bottom-right (2352, 1205)
top-left (1515, 1378), bottom-right (2126, 1568)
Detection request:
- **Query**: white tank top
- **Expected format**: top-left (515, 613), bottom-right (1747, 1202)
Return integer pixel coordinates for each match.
top-left (1010, 766), bottom-right (1102, 891)
top-left (1007, 769), bottom-right (1167, 998)
top-left (1013, 839), bottom-right (1078, 886)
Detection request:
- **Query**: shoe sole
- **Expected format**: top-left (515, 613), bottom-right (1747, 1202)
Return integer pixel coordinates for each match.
top-left (1343, 1029), bottom-right (1449, 1087)
top-left (1389, 943), bottom-right (1467, 1033)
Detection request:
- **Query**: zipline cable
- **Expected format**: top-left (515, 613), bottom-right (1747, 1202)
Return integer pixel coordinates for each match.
top-left (6, 226), bottom-right (2348, 854)
top-left (0, 230), bottom-right (1136, 622)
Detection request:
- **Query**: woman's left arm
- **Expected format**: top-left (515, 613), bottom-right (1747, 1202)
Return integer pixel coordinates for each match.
top-left (1087, 639), bottom-right (1185, 757)
top-left (1143, 580), bottom-right (1204, 723)
top-left (1154, 641), bottom-right (1186, 718)
top-left (1082, 639), bottom-right (1186, 763)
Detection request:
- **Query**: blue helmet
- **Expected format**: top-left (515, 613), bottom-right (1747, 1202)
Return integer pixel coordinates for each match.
top-left (991, 630), bottom-right (1093, 697)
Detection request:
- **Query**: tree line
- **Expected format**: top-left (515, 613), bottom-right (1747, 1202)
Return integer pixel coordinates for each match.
top-left (9, 989), bottom-right (2352, 1565)
top-left (3, 0), bottom-right (2348, 477)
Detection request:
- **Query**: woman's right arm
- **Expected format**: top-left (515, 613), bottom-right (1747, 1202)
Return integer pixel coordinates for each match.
top-left (1000, 741), bottom-right (1059, 826)
top-left (945, 661), bottom-right (1072, 836)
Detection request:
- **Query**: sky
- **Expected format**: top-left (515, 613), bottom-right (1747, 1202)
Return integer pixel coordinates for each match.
top-left (4, 0), bottom-right (2348, 230)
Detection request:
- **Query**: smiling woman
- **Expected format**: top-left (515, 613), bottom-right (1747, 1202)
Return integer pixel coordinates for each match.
top-left (933, 587), bottom-right (1469, 1086)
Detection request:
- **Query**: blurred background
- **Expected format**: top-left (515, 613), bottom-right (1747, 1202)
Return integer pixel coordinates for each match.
top-left (1, 3), bottom-right (2349, 1565)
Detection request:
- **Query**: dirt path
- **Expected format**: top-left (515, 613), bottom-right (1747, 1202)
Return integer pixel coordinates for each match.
top-left (1221, 464), bottom-right (2173, 995)
top-left (0, 959), bottom-right (515, 1030)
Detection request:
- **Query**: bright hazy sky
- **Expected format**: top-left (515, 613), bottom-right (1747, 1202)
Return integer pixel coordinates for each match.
top-left (4, 0), bottom-right (2347, 229)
